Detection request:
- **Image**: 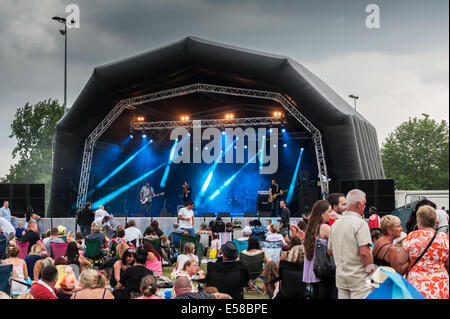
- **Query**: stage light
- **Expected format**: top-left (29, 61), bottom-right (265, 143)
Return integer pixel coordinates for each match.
top-left (273, 111), bottom-right (283, 118)
top-left (273, 144), bottom-right (277, 148)
top-left (222, 130), bottom-right (226, 135)
top-left (181, 115), bottom-right (190, 121)
top-left (95, 139), bottom-right (154, 189)
top-left (142, 133), bottom-right (147, 139)
top-left (137, 116), bottom-right (145, 122)
top-left (129, 134), bottom-right (134, 139)
top-left (286, 147), bottom-right (305, 204)
top-left (283, 144), bottom-right (287, 148)
top-left (244, 145), bottom-right (248, 149)
top-left (225, 113), bottom-right (234, 119)
top-left (281, 128), bottom-right (286, 133)
top-left (269, 128), bottom-right (273, 133)
top-left (92, 162), bottom-right (166, 209)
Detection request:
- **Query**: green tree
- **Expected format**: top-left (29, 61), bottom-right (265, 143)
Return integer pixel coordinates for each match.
top-left (1, 99), bottom-right (64, 205)
top-left (381, 115), bottom-right (449, 190)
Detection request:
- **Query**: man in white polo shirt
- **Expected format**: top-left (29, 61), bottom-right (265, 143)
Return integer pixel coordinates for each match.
top-left (327, 189), bottom-right (373, 299)
top-left (177, 201), bottom-right (195, 236)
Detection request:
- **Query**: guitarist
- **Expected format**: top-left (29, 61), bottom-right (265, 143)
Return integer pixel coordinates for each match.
top-left (139, 182), bottom-right (160, 217)
top-left (269, 179), bottom-right (283, 217)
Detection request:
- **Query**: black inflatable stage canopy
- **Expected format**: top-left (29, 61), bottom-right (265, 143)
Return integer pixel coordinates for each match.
top-left (48, 36), bottom-right (384, 217)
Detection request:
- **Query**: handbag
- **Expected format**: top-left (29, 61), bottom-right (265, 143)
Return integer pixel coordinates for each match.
top-left (313, 224), bottom-right (336, 279)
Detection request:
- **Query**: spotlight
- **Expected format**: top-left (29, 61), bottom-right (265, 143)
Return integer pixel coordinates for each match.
top-left (273, 144), bottom-right (277, 148)
top-left (137, 116), bottom-right (145, 122)
top-left (283, 144), bottom-right (287, 148)
top-left (225, 113), bottom-right (234, 119)
top-left (273, 111), bottom-right (283, 118)
top-left (222, 130), bottom-right (226, 136)
top-left (142, 132), bottom-right (147, 139)
top-left (181, 115), bottom-right (190, 121)
top-left (281, 128), bottom-right (286, 133)
top-left (269, 128), bottom-right (273, 133)
top-left (244, 145), bottom-right (248, 149)
top-left (129, 134), bottom-right (134, 139)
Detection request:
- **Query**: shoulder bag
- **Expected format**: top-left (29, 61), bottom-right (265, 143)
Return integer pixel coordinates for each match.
top-left (313, 224), bottom-right (336, 279)
top-left (405, 230), bottom-right (438, 279)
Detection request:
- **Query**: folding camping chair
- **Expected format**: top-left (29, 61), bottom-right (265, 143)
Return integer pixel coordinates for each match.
top-left (84, 238), bottom-right (105, 268)
top-left (218, 232), bottom-right (233, 246)
top-left (232, 239), bottom-right (248, 253)
top-left (261, 240), bottom-right (283, 263)
top-left (0, 264), bottom-right (12, 296)
top-left (180, 234), bottom-right (204, 262)
top-left (0, 237), bottom-right (8, 260)
top-left (239, 251), bottom-right (265, 294)
top-left (16, 241), bottom-right (29, 259)
top-left (271, 260), bottom-right (309, 299)
top-left (50, 242), bottom-right (69, 259)
top-left (143, 238), bottom-right (162, 256)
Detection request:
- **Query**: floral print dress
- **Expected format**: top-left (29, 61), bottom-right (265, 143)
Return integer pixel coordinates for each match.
top-left (403, 230), bottom-right (449, 299)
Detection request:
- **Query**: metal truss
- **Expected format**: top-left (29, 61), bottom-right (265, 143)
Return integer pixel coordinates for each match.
top-left (131, 116), bottom-right (284, 131)
top-left (77, 83), bottom-right (329, 209)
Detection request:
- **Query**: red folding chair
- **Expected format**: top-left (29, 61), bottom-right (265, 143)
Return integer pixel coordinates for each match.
top-left (51, 242), bottom-right (69, 259)
top-left (16, 241), bottom-right (29, 259)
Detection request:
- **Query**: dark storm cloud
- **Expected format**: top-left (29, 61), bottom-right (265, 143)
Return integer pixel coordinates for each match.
top-left (0, 0), bottom-right (448, 176)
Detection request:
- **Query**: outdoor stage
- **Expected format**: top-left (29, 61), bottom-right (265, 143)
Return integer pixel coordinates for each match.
top-left (48, 37), bottom-right (385, 218)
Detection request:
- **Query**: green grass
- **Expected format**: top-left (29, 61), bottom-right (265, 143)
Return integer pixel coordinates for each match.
top-left (163, 259), bottom-right (269, 299)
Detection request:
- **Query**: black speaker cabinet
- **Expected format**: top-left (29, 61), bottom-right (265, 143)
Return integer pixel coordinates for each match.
top-left (0, 184), bottom-right (45, 217)
top-left (329, 179), bottom-right (395, 213)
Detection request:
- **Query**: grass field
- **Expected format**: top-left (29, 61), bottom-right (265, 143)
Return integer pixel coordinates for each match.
top-left (162, 259), bottom-right (269, 300)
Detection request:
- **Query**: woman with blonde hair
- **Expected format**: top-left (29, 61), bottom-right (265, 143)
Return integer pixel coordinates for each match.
top-left (395, 205), bottom-right (449, 299)
top-left (71, 269), bottom-right (114, 299)
top-left (175, 242), bottom-right (198, 272)
top-left (135, 275), bottom-right (162, 299)
top-left (25, 244), bottom-right (43, 281)
top-left (372, 215), bottom-right (408, 274)
top-left (1, 243), bottom-right (29, 296)
top-left (265, 224), bottom-right (286, 244)
top-left (33, 257), bottom-right (54, 281)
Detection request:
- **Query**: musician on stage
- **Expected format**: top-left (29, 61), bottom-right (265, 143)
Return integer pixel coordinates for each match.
top-left (269, 179), bottom-right (283, 217)
top-left (140, 182), bottom-right (157, 217)
top-left (182, 181), bottom-right (192, 204)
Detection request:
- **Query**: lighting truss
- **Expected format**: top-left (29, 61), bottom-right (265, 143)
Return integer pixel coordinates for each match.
top-left (131, 116), bottom-right (284, 131)
top-left (76, 83), bottom-right (329, 209)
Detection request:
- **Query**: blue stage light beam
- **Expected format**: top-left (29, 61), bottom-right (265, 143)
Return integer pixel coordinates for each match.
top-left (95, 139), bottom-right (154, 189)
top-left (259, 135), bottom-right (266, 169)
top-left (286, 148), bottom-right (304, 205)
top-left (208, 150), bottom-right (260, 202)
top-left (160, 134), bottom-right (191, 188)
top-left (197, 137), bottom-right (238, 199)
top-left (92, 162), bottom-right (166, 209)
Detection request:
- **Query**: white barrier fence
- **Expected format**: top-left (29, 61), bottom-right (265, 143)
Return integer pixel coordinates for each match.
top-left (15, 217), bottom-right (303, 237)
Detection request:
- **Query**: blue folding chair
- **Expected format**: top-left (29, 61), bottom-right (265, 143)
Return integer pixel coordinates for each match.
top-left (233, 239), bottom-right (248, 253)
top-left (0, 264), bottom-right (12, 296)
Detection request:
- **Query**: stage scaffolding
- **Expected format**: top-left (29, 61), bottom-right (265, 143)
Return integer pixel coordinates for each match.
top-left (76, 83), bottom-right (329, 210)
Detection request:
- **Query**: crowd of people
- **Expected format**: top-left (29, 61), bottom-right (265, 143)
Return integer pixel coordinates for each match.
top-left (0, 193), bottom-right (448, 300)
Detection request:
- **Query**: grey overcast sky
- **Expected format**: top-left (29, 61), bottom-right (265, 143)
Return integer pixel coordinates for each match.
top-left (0, 0), bottom-right (448, 178)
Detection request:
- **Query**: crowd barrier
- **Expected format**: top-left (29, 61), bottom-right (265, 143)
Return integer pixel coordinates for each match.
top-left (14, 217), bottom-right (304, 237)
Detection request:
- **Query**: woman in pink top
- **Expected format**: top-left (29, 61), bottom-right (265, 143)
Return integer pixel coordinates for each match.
top-left (135, 275), bottom-right (162, 299)
top-left (143, 242), bottom-right (162, 274)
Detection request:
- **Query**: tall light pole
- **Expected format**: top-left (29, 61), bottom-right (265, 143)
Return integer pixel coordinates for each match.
top-left (52, 16), bottom-right (68, 114)
top-left (348, 94), bottom-right (359, 111)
